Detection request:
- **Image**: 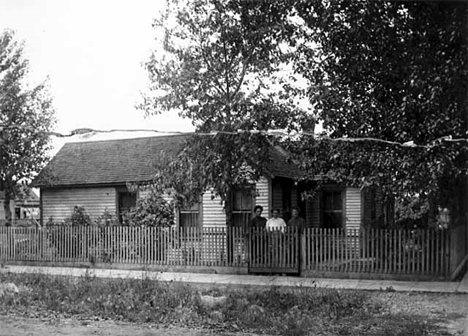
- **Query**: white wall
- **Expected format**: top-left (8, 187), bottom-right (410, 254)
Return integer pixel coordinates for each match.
top-left (42, 187), bottom-right (117, 223)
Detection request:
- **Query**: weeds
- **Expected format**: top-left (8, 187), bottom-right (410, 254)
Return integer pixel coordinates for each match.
top-left (0, 273), bottom-right (445, 335)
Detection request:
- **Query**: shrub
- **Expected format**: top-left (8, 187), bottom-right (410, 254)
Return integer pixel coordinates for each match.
top-left (123, 190), bottom-right (174, 227)
top-left (48, 206), bottom-right (100, 259)
top-left (64, 206), bottom-right (92, 226)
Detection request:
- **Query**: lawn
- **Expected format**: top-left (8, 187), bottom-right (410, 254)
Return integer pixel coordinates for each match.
top-left (0, 272), bottom-right (466, 335)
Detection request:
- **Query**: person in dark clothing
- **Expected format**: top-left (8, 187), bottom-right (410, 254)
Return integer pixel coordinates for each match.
top-left (250, 205), bottom-right (267, 228)
top-left (287, 207), bottom-right (305, 230)
top-left (286, 207), bottom-right (305, 263)
top-left (249, 205), bottom-right (267, 264)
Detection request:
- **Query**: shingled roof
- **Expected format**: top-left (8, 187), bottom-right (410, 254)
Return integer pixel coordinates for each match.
top-left (32, 134), bottom-right (304, 188)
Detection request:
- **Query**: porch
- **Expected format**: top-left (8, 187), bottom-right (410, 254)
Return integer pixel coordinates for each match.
top-left (0, 225), bottom-right (466, 281)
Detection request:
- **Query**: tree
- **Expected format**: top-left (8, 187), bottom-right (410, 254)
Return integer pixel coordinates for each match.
top-left (141, 0), bottom-right (313, 225)
top-left (0, 29), bottom-right (56, 225)
top-left (289, 1), bottom-right (467, 227)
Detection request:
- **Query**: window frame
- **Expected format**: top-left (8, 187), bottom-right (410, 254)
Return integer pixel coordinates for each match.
top-left (231, 185), bottom-right (254, 229)
top-left (117, 189), bottom-right (137, 224)
top-left (178, 198), bottom-right (202, 228)
top-left (320, 187), bottom-right (345, 229)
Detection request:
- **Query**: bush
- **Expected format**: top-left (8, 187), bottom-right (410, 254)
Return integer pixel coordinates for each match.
top-left (123, 190), bottom-right (174, 227)
top-left (48, 206), bottom-right (105, 259)
top-left (63, 206), bottom-right (92, 226)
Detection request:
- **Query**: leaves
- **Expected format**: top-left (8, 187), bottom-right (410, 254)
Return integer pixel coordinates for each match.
top-left (0, 29), bottom-right (56, 221)
top-left (287, 1), bottom-right (468, 226)
top-left (123, 190), bottom-right (175, 227)
top-left (141, 0), bottom-right (313, 218)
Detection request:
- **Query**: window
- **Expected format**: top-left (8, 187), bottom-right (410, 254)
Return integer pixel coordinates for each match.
top-left (179, 201), bottom-right (201, 227)
top-left (118, 191), bottom-right (137, 223)
top-left (322, 189), bottom-right (343, 228)
top-left (232, 186), bottom-right (253, 229)
top-left (15, 207), bottom-right (21, 219)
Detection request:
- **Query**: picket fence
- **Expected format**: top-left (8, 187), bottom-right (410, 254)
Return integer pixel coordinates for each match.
top-left (0, 225), bottom-right (463, 280)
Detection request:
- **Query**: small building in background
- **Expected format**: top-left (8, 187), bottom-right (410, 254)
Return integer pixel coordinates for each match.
top-left (0, 189), bottom-right (40, 226)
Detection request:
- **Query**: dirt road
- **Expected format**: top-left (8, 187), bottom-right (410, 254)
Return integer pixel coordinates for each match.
top-left (0, 315), bottom-right (254, 336)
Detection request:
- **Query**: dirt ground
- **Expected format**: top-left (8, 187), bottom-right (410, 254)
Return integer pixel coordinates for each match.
top-left (372, 292), bottom-right (468, 335)
top-left (0, 292), bottom-right (467, 336)
top-left (0, 315), bottom-right (257, 336)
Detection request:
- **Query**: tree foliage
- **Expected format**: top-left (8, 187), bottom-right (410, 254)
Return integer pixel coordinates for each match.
top-left (286, 1), bottom-right (468, 227)
top-left (0, 29), bottom-right (56, 224)
top-left (141, 0), bottom-right (313, 223)
top-left (142, 0), bottom-right (467, 228)
top-left (123, 189), bottom-right (174, 227)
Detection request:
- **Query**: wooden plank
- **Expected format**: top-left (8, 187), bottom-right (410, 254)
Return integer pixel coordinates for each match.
top-left (42, 187), bottom-right (117, 223)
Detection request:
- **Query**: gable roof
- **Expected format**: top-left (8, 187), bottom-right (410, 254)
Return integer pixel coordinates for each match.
top-left (32, 134), bottom-right (304, 188)
top-left (32, 134), bottom-right (190, 188)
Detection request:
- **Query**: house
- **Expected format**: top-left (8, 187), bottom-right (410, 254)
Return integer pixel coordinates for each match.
top-left (32, 134), bottom-right (384, 231)
top-left (0, 189), bottom-right (40, 226)
top-left (25, 134), bottom-right (467, 280)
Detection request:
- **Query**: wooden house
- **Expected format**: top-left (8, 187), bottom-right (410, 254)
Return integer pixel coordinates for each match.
top-left (22, 134), bottom-right (467, 280)
top-left (32, 134), bottom-right (383, 230)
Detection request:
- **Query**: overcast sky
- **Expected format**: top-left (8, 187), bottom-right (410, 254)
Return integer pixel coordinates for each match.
top-left (0, 0), bottom-right (195, 144)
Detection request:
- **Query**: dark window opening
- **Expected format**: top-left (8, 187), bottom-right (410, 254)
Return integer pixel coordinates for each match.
top-left (322, 189), bottom-right (343, 229)
top-left (179, 201), bottom-right (200, 227)
top-left (118, 191), bottom-right (137, 223)
top-left (15, 207), bottom-right (21, 219)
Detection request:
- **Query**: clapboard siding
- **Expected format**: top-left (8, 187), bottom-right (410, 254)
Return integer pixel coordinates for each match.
top-left (201, 177), bottom-right (270, 228)
top-left (345, 187), bottom-right (361, 230)
top-left (202, 193), bottom-right (225, 227)
top-left (255, 177), bottom-right (269, 216)
top-left (42, 187), bottom-right (116, 222)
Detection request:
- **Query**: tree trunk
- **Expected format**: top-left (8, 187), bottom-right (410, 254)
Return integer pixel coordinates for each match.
top-left (225, 189), bottom-right (234, 263)
top-left (449, 177), bottom-right (468, 228)
top-left (3, 192), bottom-right (12, 226)
top-left (427, 193), bottom-right (438, 228)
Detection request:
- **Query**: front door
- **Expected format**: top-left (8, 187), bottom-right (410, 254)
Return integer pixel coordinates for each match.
top-left (248, 227), bottom-right (300, 274)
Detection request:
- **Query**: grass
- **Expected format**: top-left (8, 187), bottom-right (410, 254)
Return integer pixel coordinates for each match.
top-left (0, 272), bottom-right (450, 336)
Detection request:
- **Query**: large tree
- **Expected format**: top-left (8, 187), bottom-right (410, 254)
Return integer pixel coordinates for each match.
top-left (0, 29), bottom-right (56, 225)
top-left (141, 0), bottom-right (313, 225)
top-left (289, 1), bottom-right (467, 227)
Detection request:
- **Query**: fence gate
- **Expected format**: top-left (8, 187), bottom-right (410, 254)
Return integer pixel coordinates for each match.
top-left (248, 227), bottom-right (300, 274)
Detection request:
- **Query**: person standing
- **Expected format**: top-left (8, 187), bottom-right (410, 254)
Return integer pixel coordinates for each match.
top-left (286, 207), bottom-right (305, 264)
top-left (250, 205), bottom-right (267, 228)
top-left (249, 205), bottom-right (267, 264)
top-left (287, 207), bottom-right (305, 230)
top-left (266, 209), bottom-right (286, 231)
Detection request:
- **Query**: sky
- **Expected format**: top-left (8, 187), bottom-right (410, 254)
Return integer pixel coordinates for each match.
top-left (0, 0), bottom-right (320, 155)
top-left (0, 0), bottom-right (195, 151)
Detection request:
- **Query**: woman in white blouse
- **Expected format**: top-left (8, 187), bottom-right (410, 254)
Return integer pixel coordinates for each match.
top-left (266, 209), bottom-right (286, 231)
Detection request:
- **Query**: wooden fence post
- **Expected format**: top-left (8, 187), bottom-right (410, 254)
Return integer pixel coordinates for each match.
top-left (450, 225), bottom-right (468, 280)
